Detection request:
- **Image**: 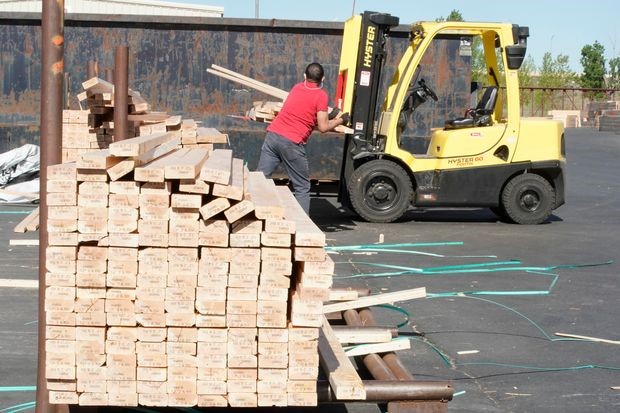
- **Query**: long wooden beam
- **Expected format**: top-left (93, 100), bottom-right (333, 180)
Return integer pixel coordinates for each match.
top-left (323, 287), bottom-right (427, 314)
top-left (209, 64), bottom-right (289, 100)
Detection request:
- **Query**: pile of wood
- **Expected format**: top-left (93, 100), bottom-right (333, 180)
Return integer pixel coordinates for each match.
top-left (547, 110), bottom-right (582, 128)
top-left (44, 134), bottom-right (334, 407)
top-left (61, 77), bottom-right (226, 163)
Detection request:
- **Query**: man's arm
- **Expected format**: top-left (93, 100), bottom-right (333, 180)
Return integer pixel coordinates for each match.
top-left (316, 110), bottom-right (347, 133)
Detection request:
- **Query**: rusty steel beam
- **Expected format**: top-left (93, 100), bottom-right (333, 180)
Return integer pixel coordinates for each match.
top-left (87, 59), bottom-right (98, 79)
top-left (104, 68), bottom-right (114, 83)
top-left (37, 1), bottom-right (65, 413)
top-left (113, 45), bottom-right (129, 141)
top-left (383, 352), bottom-right (415, 381)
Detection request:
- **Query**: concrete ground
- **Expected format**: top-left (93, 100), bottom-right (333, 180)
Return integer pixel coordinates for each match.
top-left (1, 128), bottom-right (618, 412)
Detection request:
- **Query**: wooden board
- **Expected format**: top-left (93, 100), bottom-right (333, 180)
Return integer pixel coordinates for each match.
top-left (109, 132), bottom-right (178, 157)
top-left (274, 186), bottom-right (324, 246)
top-left (212, 158), bottom-right (244, 201)
top-left (196, 127), bottom-right (228, 144)
top-left (322, 287), bottom-right (427, 314)
top-left (164, 148), bottom-right (209, 180)
top-left (14, 207), bottom-right (40, 233)
top-left (246, 171), bottom-right (284, 220)
top-left (199, 149), bottom-right (232, 185)
top-left (318, 316), bottom-right (365, 400)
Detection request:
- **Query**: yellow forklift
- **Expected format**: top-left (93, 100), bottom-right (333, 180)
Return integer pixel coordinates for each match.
top-left (335, 11), bottom-right (565, 224)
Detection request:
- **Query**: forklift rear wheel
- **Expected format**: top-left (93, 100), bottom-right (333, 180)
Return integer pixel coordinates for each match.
top-left (348, 159), bottom-right (412, 223)
top-left (501, 173), bottom-right (555, 224)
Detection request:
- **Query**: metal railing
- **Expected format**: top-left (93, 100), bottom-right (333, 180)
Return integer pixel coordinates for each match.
top-left (513, 87), bottom-right (619, 118)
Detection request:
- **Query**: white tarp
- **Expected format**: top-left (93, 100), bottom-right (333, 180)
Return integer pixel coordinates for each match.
top-left (0, 144), bottom-right (40, 203)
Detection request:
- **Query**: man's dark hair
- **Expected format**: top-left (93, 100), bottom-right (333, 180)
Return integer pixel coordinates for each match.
top-left (305, 63), bottom-right (324, 83)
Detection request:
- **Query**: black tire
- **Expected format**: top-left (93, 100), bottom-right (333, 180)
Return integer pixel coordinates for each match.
top-left (348, 159), bottom-right (413, 223)
top-left (501, 173), bottom-right (555, 225)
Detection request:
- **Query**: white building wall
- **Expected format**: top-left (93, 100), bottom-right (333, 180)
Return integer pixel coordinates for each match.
top-left (0, 0), bottom-right (224, 17)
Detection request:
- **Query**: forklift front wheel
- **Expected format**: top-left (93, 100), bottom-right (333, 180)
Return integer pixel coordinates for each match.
top-left (348, 159), bottom-right (413, 223)
top-left (501, 173), bottom-right (555, 224)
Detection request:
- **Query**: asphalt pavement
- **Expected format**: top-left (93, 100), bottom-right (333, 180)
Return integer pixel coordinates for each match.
top-left (1, 127), bottom-right (618, 412)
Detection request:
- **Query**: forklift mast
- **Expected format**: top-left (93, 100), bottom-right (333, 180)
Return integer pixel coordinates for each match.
top-left (336, 11), bottom-right (399, 205)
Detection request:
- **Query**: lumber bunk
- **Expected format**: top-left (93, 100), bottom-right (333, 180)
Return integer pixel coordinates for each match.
top-left (43, 76), bottom-right (453, 411)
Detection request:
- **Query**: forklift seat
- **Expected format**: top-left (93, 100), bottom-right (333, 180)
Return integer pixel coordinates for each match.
top-left (445, 86), bottom-right (498, 129)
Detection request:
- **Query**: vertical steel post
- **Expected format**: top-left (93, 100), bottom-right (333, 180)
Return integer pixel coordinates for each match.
top-left (113, 45), bottom-right (129, 141)
top-left (38, 1), bottom-right (65, 412)
top-left (105, 68), bottom-right (114, 83)
top-left (87, 59), bottom-right (98, 79)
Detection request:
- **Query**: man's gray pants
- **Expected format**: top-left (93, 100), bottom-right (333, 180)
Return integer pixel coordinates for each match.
top-left (257, 131), bottom-right (310, 214)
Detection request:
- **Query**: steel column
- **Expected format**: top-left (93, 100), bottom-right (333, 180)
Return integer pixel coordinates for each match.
top-left (37, 1), bottom-right (65, 412)
top-left (87, 59), bottom-right (98, 79)
top-left (113, 45), bottom-right (129, 141)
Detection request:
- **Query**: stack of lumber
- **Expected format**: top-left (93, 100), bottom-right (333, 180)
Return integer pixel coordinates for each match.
top-left (247, 101), bottom-right (283, 123)
top-left (44, 135), bottom-right (333, 407)
top-left (62, 110), bottom-right (113, 163)
top-left (62, 77), bottom-right (223, 164)
top-left (548, 110), bottom-right (582, 128)
top-left (599, 109), bottom-right (620, 133)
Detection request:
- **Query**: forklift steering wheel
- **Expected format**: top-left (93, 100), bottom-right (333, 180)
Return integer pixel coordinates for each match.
top-left (418, 79), bottom-right (438, 101)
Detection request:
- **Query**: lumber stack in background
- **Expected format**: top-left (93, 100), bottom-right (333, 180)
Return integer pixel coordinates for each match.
top-left (44, 139), bottom-right (332, 407)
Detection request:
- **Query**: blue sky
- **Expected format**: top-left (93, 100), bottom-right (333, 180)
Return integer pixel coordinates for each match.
top-left (171, 0), bottom-right (619, 73)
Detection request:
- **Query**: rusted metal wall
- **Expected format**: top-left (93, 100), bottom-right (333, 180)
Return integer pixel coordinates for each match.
top-left (0, 13), bottom-right (469, 178)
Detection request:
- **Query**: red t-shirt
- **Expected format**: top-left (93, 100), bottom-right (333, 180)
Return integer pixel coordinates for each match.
top-left (267, 81), bottom-right (329, 144)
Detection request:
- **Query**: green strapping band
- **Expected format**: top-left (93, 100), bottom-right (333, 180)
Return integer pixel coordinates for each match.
top-left (0, 386), bottom-right (36, 392)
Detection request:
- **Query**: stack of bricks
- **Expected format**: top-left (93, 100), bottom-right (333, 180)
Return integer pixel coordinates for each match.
top-left (44, 136), bottom-right (334, 407)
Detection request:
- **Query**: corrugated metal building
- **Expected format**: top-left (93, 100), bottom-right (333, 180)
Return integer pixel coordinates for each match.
top-left (0, 0), bottom-right (224, 17)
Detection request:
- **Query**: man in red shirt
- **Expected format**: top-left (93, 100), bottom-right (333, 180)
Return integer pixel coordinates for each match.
top-left (257, 62), bottom-right (348, 214)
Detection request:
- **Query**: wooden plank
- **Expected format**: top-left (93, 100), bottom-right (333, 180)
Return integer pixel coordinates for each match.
top-left (318, 316), bottom-right (366, 400)
top-left (322, 287), bottom-right (426, 314)
top-left (77, 149), bottom-right (123, 170)
top-left (223, 199), bottom-right (254, 224)
top-left (107, 159), bottom-right (136, 181)
top-left (164, 148), bottom-right (209, 180)
top-left (199, 198), bottom-right (230, 221)
top-left (196, 127), bottom-right (228, 144)
top-left (247, 171), bottom-right (284, 219)
top-left (275, 186), bottom-right (325, 246)
top-left (14, 207), bottom-right (39, 233)
top-left (207, 65), bottom-right (288, 100)
top-left (332, 327), bottom-right (394, 344)
top-left (212, 157), bottom-right (244, 201)
top-left (344, 337), bottom-right (411, 357)
top-left (199, 149), bottom-right (233, 184)
top-left (109, 132), bottom-right (177, 157)
top-left (134, 149), bottom-right (184, 182)
top-left (9, 239), bottom-right (39, 246)
top-left (134, 137), bottom-right (181, 166)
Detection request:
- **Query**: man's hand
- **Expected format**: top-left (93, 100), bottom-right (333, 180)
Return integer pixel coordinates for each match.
top-left (328, 107), bottom-right (341, 120)
top-left (339, 112), bottom-right (350, 126)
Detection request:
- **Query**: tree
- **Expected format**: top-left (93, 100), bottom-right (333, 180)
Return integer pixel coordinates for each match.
top-left (580, 41), bottom-right (606, 98)
top-left (518, 55), bottom-right (536, 87)
top-left (608, 57), bottom-right (620, 90)
top-left (538, 52), bottom-right (576, 88)
top-left (436, 9), bottom-right (463, 22)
